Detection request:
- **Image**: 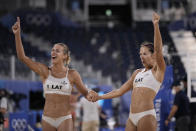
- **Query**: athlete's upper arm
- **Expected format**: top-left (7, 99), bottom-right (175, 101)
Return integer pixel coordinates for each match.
top-left (21, 56), bottom-right (48, 78)
top-left (118, 69), bottom-right (141, 95)
top-left (72, 70), bottom-right (88, 96)
top-left (154, 50), bottom-right (166, 72)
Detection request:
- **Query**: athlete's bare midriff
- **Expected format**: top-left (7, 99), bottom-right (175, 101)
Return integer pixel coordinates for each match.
top-left (130, 87), bottom-right (156, 113)
top-left (43, 94), bottom-right (71, 117)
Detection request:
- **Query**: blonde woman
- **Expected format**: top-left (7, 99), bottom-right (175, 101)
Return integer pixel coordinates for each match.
top-left (12, 17), bottom-right (97, 131)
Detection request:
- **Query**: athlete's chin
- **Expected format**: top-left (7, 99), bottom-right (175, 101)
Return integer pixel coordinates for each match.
top-left (142, 63), bottom-right (150, 68)
top-left (143, 64), bottom-right (153, 69)
top-left (51, 60), bottom-right (58, 65)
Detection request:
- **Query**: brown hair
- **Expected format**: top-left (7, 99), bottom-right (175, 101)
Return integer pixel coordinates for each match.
top-left (140, 41), bottom-right (154, 53)
top-left (56, 43), bottom-right (71, 66)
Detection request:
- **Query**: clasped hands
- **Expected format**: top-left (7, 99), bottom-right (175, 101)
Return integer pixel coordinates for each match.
top-left (86, 90), bottom-right (100, 102)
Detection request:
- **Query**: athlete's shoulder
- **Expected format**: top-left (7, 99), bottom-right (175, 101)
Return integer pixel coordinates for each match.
top-left (134, 68), bottom-right (143, 74)
top-left (68, 69), bottom-right (81, 79)
top-left (68, 69), bottom-right (78, 74)
top-left (128, 69), bottom-right (142, 80)
top-left (131, 68), bottom-right (142, 77)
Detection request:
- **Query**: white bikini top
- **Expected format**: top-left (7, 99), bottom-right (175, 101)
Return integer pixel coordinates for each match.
top-left (43, 68), bottom-right (72, 95)
top-left (133, 69), bottom-right (161, 93)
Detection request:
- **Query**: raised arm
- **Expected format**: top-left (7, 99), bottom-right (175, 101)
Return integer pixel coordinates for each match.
top-left (12, 17), bottom-right (48, 80)
top-left (153, 13), bottom-right (166, 73)
top-left (98, 69), bottom-right (140, 100)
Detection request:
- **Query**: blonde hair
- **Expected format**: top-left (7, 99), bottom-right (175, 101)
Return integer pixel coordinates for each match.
top-left (56, 43), bottom-right (71, 66)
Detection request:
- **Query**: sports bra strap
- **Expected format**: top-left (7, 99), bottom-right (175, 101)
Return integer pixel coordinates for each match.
top-left (65, 68), bottom-right (69, 78)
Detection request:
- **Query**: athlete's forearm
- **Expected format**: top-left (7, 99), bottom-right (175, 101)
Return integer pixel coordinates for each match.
top-left (99, 89), bottom-right (121, 100)
top-left (15, 32), bottom-right (26, 61)
top-left (154, 23), bottom-right (163, 53)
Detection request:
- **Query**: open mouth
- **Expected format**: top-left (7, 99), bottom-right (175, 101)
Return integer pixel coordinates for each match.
top-left (52, 56), bottom-right (57, 60)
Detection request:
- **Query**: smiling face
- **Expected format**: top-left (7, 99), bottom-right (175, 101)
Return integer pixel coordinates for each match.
top-left (139, 45), bottom-right (155, 69)
top-left (51, 44), bottom-right (67, 65)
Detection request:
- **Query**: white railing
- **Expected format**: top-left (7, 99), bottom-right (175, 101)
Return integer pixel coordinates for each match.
top-left (169, 52), bottom-right (196, 103)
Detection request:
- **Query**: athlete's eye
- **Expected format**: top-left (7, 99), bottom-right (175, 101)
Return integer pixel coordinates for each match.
top-left (56, 49), bottom-right (60, 53)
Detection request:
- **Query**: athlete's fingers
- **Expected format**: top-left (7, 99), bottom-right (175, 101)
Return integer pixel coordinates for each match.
top-left (17, 17), bottom-right (20, 24)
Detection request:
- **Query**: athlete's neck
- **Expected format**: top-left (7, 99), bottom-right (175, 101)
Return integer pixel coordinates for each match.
top-left (52, 63), bottom-right (66, 72)
top-left (144, 66), bottom-right (152, 71)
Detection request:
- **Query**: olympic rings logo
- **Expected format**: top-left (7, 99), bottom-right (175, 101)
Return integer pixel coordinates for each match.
top-left (11, 118), bottom-right (27, 131)
top-left (26, 14), bottom-right (52, 26)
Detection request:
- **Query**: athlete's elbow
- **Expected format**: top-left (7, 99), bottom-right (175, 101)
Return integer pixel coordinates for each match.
top-left (17, 54), bottom-right (22, 60)
top-left (17, 55), bottom-right (24, 61)
top-left (17, 55), bottom-right (27, 62)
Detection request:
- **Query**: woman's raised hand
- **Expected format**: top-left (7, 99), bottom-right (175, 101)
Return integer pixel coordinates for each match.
top-left (12, 17), bottom-right (21, 35)
top-left (152, 12), bottom-right (160, 25)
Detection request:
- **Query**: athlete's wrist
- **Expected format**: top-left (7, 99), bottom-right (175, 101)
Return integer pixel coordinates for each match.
top-left (87, 89), bottom-right (91, 94)
top-left (15, 32), bottom-right (21, 37)
top-left (97, 95), bottom-right (101, 100)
